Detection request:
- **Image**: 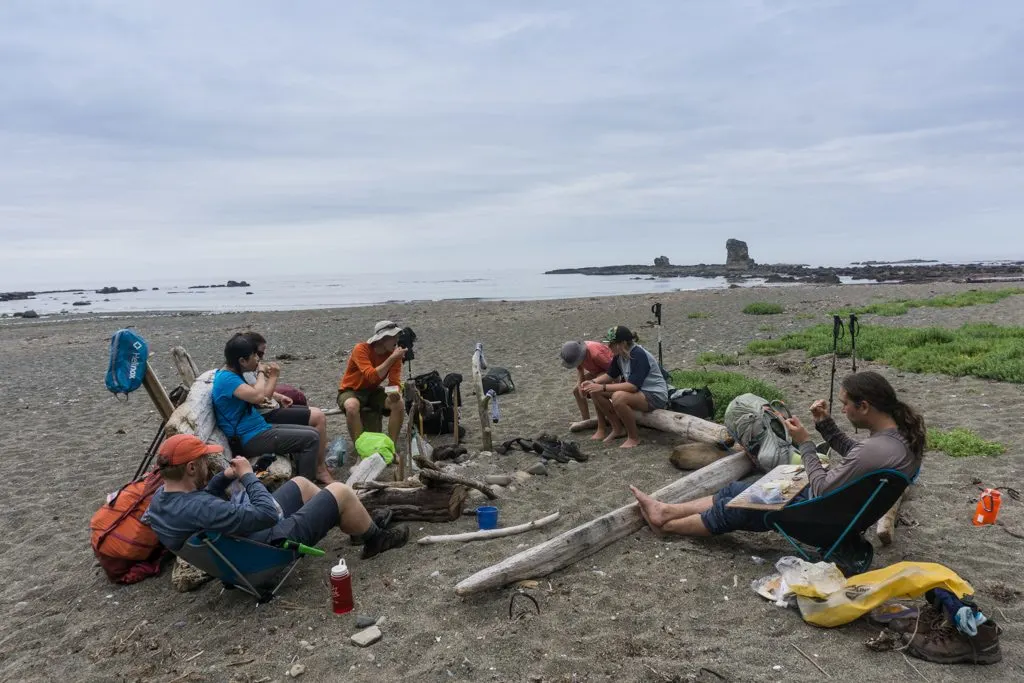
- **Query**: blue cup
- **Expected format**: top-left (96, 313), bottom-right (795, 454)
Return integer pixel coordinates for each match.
top-left (476, 506), bottom-right (499, 530)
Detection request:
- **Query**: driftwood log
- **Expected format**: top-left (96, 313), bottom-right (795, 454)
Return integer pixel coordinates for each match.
top-left (570, 410), bottom-right (729, 445)
top-left (165, 370), bottom-right (232, 452)
top-left (472, 343), bottom-right (494, 452)
top-left (170, 346), bottom-right (200, 387)
top-left (876, 491), bottom-right (906, 546)
top-left (358, 483), bottom-right (467, 523)
top-left (142, 362), bottom-right (175, 421)
top-left (418, 512), bottom-right (561, 545)
top-left (671, 442), bottom-right (742, 470)
top-left (454, 452), bottom-right (752, 595)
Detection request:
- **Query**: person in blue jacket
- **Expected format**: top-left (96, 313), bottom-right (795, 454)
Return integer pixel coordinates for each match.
top-left (580, 326), bottom-right (669, 448)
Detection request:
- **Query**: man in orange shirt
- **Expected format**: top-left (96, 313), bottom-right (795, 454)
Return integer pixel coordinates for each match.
top-left (338, 320), bottom-right (407, 443)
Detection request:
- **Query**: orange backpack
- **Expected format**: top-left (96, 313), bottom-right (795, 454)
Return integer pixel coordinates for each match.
top-left (90, 470), bottom-right (164, 581)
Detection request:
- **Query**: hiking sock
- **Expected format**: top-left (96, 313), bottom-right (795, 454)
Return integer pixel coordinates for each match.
top-left (358, 522), bottom-right (383, 545)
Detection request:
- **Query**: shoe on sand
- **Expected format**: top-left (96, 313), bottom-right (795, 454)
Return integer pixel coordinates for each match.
top-left (907, 621), bottom-right (1002, 665)
top-left (361, 525), bottom-right (410, 560)
top-left (350, 509), bottom-right (394, 546)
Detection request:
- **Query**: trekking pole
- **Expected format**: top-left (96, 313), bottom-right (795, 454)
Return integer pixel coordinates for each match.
top-left (133, 420), bottom-right (167, 482)
top-left (828, 315), bottom-right (844, 414)
top-left (651, 302), bottom-right (663, 368)
top-left (848, 313), bottom-right (859, 373)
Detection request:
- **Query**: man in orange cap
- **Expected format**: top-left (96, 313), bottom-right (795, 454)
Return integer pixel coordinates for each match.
top-left (144, 435), bottom-right (408, 559)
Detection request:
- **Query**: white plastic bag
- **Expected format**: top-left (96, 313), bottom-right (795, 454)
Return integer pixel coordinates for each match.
top-left (776, 556), bottom-right (845, 599)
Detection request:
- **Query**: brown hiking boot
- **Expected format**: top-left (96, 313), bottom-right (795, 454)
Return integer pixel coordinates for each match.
top-left (908, 621), bottom-right (1002, 665)
top-left (360, 525), bottom-right (410, 560)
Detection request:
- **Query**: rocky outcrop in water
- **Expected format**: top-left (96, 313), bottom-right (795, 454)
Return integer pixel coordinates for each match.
top-left (726, 239), bottom-right (755, 270)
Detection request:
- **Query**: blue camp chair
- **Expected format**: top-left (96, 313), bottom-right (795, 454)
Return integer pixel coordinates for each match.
top-left (763, 469), bottom-right (913, 576)
top-left (177, 532), bottom-right (324, 603)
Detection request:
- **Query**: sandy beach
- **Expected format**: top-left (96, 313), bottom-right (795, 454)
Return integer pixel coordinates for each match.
top-left (1, 281), bottom-right (1021, 683)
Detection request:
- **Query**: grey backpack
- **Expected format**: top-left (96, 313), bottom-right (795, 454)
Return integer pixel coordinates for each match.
top-left (723, 393), bottom-right (796, 471)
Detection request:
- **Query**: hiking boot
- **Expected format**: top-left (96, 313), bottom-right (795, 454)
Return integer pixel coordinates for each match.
top-left (867, 603), bottom-right (946, 635)
top-left (349, 509), bottom-right (394, 546)
top-left (360, 525), bottom-right (410, 560)
top-left (907, 621), bottom-right (1002, 665)
top-left (561, 440), bottom-right (588, 462)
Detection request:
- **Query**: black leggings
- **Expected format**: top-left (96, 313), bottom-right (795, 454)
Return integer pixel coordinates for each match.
top-left (242, 425), bottom-right (320, 480)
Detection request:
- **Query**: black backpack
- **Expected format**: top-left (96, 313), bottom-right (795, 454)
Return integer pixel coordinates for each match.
top-left (667, 387), bottom-right (715, 420)
top-left (407, 370), bottom-right (466, 437)
top-left (482, 367), bottom-right (515, 395)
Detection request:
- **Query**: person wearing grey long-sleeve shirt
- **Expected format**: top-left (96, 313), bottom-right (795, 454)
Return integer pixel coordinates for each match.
top-left (143, 434), bottom-right (409, 559)
top-left (630, 371), bottom-right (925, 538)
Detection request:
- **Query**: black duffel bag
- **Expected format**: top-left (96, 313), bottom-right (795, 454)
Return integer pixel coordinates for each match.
top-left (667, 387), bottom-right (714, 420)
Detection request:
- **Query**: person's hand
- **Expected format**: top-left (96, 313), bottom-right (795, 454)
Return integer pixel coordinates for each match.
top-left (783, 417), bottom-right (811, 445)
top-left (810, 399), bottom-right (829, 422)
top-left (265, 362), bottom-right (281, 377)
top-left (583, 382), bottom-right (604, 397)
top-left (224, 456), bottom-right (254, 479)
top-left (391, 346), bottom-right (407, 361)
top-left (278, 393), bottom-right (293, 408)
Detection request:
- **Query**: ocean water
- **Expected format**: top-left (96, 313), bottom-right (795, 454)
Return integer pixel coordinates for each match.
top-left (0, 268), bottom-right (878, 317)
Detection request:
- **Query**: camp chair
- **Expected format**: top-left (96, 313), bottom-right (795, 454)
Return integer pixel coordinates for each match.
top-left (176, 531), bottom-right (324, 603)
top-left (763, 469), bottom-right (912, 576)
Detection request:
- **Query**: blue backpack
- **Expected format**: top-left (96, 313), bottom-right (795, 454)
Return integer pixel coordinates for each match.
top-left (106, 329), bottom-right (149, 397)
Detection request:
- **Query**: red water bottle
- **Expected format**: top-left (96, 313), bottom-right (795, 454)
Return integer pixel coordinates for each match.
top-left (973, 489), bottom-right (1002, 526)
top-left (330, 559), bottom-right (354, 614)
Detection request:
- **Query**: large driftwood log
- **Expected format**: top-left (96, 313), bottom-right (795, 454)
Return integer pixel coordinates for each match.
top-left (358, 484), bottom-right (467, 522)
top-left (570, 410), bottom-right (729, 445)
top-left (142, 362), bottom-right (175, 421)
top-left (671, 442), bottom-right (741, 470)
top-left (454, 452), bottom-right (752, 595)
top-left (170, 346), bottom-right (200, 387)
top-left (472, 343), bottom-right (493, 452)
top-left (876, 491), bottom-right (907, 546)
top-left (419, 468), bottom-right (496, 500)
top-left (165, 370), bottom-right (232, 452)
top-left (418, 512), bottom-right (561, 545)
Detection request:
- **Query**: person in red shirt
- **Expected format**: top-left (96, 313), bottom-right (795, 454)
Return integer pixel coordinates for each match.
top-left (560, 340), bottom-right (615, 439)
top-left (337, 320), bottom-right (407, 444)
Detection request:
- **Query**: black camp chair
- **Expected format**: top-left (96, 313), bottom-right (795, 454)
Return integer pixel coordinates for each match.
top-left (763, 469), bottom-right (913, 576)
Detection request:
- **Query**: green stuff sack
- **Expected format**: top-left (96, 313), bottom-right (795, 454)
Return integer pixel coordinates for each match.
top-left (355, 432), bottom-right (396, 465)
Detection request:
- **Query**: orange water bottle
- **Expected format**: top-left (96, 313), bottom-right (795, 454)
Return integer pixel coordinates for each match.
top-left (972, 489), bottom-right (1001, 526)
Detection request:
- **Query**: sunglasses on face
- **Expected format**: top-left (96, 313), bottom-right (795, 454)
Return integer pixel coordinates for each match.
top-left (256, 349), bottom-right (265, 359)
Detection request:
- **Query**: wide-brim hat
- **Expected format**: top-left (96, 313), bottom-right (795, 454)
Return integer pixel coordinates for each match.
top-left (560, 341), bottom-right (588, 369)
top-left (368, 320), bottom-right (401, 345)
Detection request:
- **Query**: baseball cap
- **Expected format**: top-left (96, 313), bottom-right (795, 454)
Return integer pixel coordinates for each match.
top-left (603, 325), bottom-right (635, 344)
top-left (158, 434), bottom-right (223, 467)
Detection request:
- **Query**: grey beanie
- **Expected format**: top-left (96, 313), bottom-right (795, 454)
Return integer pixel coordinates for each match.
top-left (560, 341), bottom-right (588, 369)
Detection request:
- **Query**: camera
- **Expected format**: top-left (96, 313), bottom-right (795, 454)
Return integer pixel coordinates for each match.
top-left (397, 326), bottom-right (417, 362)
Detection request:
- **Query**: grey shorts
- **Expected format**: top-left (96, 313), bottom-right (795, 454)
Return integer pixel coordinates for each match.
top-left (642, 390), bottom-right (668, 410)
top-left (248, 480), bottom-right (340, 547)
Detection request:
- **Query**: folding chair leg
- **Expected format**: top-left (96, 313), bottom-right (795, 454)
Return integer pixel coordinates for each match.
top-left (203, 538), bottom-right (263, 599)
top-left (267, 558), bottom-right (301, 601)
top-left (821, 480), bottom-right (887, 562)
top-left (773, 523), bottom-right (811, 560)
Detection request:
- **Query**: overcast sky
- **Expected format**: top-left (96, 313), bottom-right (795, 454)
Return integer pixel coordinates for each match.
top-left (1, 1), bottom-right (1022, 289)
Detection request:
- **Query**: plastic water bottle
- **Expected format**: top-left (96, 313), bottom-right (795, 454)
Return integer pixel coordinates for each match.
top-left (488, 390), bottom-right (500, 423)
top-left (325, 437), bottom-right (347, 469)
top-left (330, 559), bottom-right (354, 614)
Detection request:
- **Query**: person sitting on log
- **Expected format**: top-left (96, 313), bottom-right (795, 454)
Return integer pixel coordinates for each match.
top-left (212, 333), bottom-right (332, 484)
top-left (579, 326), bottom-right (669, 448)
top-left (560, 339), bottom-right (615, 434)
top-left (144, 434), bottom-right (408, 559)
top-left (241, 331), bottom-right (330, 482)
top-left (337, 320), bottom-right (406, 444)
top-left (630, 371), bottom-right (925, 537)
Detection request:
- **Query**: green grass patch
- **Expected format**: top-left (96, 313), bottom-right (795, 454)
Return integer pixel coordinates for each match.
top-left (746, 322), bottom-right (1024, 383)
top-left (927, 428), bottom-right (1005, 457)
top-left (687, 312), bottom-right (712, 319)
top-left (835, 288), bottom-right (1024, 317)
top-left (696, 352), bottom-right (740, 366)
top-left (743, 302), bottom-right (784, 315)
top-left (795, 313), bottom-right (816, 320)
top-left (670, 369), bottom-right (785, 421)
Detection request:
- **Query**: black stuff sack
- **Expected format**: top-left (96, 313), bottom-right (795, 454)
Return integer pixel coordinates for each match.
top-left (482, 367), bottom-right (515, 395)
top-left (407, 370), bottom-right (465, 437)
top-left (667, 387), bottom-right (714, 420)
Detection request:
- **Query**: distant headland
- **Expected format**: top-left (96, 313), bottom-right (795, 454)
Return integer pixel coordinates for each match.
top-left (545, 239), bottom-right (1024, 285)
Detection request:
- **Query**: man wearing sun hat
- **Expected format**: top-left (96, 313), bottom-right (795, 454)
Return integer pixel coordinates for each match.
top-left (337, 320), bottom-right (408, 444)
top-left (559, 339), bottom-right (615, 428)
top-left (143, 434), bottom-right (408, 559)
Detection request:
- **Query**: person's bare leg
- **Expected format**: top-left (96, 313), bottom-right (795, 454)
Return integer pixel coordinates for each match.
top-left (343, 398), bottom-right (364, 443)
top-left (612, 391), bottom-right (649, 448)
top-left (590, 392), bottom-right (612, 440)
top-left (630, 486), bottom-right (715, 530)
top-left (309, 408), bottom-right (333, 484)
top-left (592, 392), bottom-right (625, 442)
top-left (292, 476), bottom-right (321, 503)
top-left (662, 514), bottom-right (713, 537)
top-left (324, 482), bottom-right (374, 536)
top-left (385, 395), bottom-right (404, 445)
top-left (573, 386), bottom-right (591, 421)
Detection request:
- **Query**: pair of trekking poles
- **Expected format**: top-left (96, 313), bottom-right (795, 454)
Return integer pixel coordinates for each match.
top-left (828, 312), bottom-right (860, 417)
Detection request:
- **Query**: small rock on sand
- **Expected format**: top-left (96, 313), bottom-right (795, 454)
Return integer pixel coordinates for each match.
top-left (351, 626), bottom-right (382, 647)
top-left (286, 663), bottom-right (306, 677)
top-left (355, 615), bottom-right (377, 629)
top-left (484, 474), bottom-right (512, 486)
top-left (526, 462), bottom-right (548, 476)
top-left (513, 471), bottom-right (532, 485)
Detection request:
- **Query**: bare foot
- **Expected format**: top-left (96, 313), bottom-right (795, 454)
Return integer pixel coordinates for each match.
top-left (603, 431), bottom-right (626, 443)
top-left (629, 485), bottom-right (668, 533)
top-left (620, 438), bottom-right (641, 449)
top-left (591, 430), bottom-right (607, 441)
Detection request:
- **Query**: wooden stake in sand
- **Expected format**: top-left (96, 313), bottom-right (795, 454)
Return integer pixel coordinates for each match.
top-left (472, 343), bottom-right (493, 452)
top-left (876, 491), bottom-right (907, 546)
top-left (454, 452), bottom-right (753, 595)
top-left (142, 362), bottom-right (175, 421)
top-left (418, 512), bottom-right (561, 544)
top-left (570, 410), bottom-right (729, 445)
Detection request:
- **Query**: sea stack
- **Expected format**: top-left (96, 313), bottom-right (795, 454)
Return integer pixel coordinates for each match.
top-left (726, 238), bottom-right (755, 271)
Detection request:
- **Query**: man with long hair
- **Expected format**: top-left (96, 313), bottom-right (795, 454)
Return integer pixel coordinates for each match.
top-left (630, 371), bottom-right (924, 537)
